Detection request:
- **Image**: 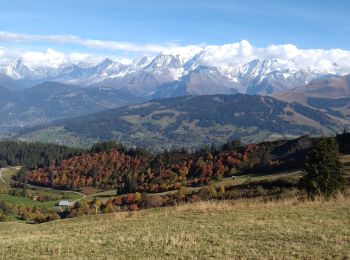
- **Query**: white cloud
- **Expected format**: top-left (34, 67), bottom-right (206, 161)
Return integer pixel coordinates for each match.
top-left (196, 40), bottom-right (350, 74)
top-left (116, 58), bottom-right (133, 65)
top-left (0, 46), bottom-right (22, 65)
top-left (1, 31), bottom-right (350, 74)
top-left (0, 31), bottom-right (175, 53)
top-left (197, 41), bottom-right (257, 66)
top-left (0, 47), bottom-right (134, 69)
top-left (21, 49), bottom-right (66, 67)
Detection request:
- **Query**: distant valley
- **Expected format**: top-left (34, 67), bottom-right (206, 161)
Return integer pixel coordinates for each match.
top-left (18, 93), bottom-right (348, 151)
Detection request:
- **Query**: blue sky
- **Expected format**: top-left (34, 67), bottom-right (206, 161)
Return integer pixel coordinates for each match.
top-left (0, 0), bottom-right (349, 57)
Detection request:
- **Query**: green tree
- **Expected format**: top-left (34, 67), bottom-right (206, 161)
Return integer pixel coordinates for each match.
top-left (89, 167), bottom-right (98, 187)
top-left (260, 149), bottom-right (271, 168)
top-left (300, 137), bottom-right (345, 199)
top-left (125, 172), bottom-right (138, 193)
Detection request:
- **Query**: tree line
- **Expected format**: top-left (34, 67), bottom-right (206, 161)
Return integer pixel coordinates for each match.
top-left (0, 141), bottom-right (84, 169)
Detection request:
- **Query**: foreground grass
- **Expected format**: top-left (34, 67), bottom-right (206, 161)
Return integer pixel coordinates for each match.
top-left (0, 198), bottom-right (349, 259)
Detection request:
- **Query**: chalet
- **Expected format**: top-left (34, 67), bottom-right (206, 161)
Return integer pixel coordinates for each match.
top-left (58, 200), bottom-right (72, 207)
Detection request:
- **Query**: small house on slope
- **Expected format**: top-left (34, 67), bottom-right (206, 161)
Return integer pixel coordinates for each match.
top-left (58, 200), bottom-right (72, 207)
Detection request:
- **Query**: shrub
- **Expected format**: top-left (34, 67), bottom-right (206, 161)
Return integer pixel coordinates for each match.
top-left (139, 195), bottom-right (164, 208)
top-left (219, 185), bottom-right (225, 194)
top-left (175, 186), bottom-right (188, 201)
top-left (129, 204), bottom-right (138, 211)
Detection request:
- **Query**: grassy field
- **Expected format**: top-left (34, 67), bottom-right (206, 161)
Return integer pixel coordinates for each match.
top-left (25, 184), bottom-right (84, 200)
top-left (0, 194), bottom-right (58, 209)
top-left (90, 169), bottom-right (302, 203)
top-left (0, 189), bottom-right (83, 210)
top-left (0, 197), bottom-right (349, 259)
top-left (0, 167), bottom-right (20, 191)
top-left (0, 167), bottom-right (83, 210)
top-left (21, 126), bottom-right (97, 148)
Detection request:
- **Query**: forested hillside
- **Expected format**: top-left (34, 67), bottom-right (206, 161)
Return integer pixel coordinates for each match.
top-left (18, 94), bottom-right (346, 151)
top-left (0, 141), bottom-right (84, 169)
top-left (24, 136), bottom-right (314, 194)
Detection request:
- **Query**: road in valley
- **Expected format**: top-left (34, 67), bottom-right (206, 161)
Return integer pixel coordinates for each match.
top-left (26, 183), bottom-right (86, 201)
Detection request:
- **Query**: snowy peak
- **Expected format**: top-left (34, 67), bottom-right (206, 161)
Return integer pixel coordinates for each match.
top-left (93, 59), bottom-right (123, 75)
top-left (0, 51), bottom-right (347, 96)
top-left (6, 58), bottom-right (30, 79)
top-left (134, 56), bottom-right (152, 67)
top-left (146, 54), bottom-right (182, 69)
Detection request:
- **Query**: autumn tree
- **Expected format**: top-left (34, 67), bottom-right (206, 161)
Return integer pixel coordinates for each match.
top-left (104, 201), bottom-right (114, 213)
top-left (134, 192), bottom-right (142, 202)
top-left (93, 199), bottom-right (102, 215)
top-left (219, 185), bottom-right (225, 194)
top-left (176, 186), bottom-right (187, 201)
top-left (207, 183), bottom-right (217, 197)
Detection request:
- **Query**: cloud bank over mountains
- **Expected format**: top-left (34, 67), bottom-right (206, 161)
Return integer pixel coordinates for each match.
top-left (195, 40), bottom-right (350, 74)
top-left (1, 31), bottom-right (350, 74)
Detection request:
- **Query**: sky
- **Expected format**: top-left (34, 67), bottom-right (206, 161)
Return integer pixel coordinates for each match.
top-left (0, 0), bottom-right (349, 65)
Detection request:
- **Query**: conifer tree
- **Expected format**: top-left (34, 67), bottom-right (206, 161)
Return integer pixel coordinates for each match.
top-left (300, 137), bottom-right (345, 199)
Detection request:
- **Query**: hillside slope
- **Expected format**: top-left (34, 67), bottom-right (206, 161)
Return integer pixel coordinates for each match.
top-left (274, 74), bottom-right (350, 103)
top-left (0, 82), bottom-right (142, 131)
top-left (1, 199), bottom-right (349, 259)
top-left (18, 94), bottom-right (346, 150)
top-left (274, 74), bottom-right (350, 122)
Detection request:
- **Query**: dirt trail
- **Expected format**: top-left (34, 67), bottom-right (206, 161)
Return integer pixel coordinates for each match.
top-left (0, 168), bottom-right (6, 183)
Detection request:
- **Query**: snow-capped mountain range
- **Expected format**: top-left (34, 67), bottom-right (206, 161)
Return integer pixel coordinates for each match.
top-left (0, 49), bottom-right (345, 97)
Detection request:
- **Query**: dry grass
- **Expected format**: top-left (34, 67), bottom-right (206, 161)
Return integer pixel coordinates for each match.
top-left (0, 167), bottom-right (20, 191)
top-left (0, 197), bottom-right (350, 259)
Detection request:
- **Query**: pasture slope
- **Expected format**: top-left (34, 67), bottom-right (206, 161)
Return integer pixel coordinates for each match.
top-left (0, 197), bottom-right (349, 259)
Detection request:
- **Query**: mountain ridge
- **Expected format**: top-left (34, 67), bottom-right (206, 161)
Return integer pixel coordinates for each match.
top-left (17, 94), bottom-right (348, 151)
top-left (0, 81), bottom-right (142, 131)
top-left (0, 51), bottom-right (343, 97)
